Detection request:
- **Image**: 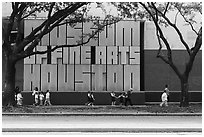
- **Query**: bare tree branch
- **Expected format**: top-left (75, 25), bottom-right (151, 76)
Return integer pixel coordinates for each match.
top-left (143, 2), bottom-right (172, 59)
top-left (151, 2), bottom-right (191, 55)
top-left (156, 28), bottom-right (165, 59)
top-left (164, 2), bottom-right (170, 15)
top-left (175, 6), bottom-right (199, 35)
top-left (47, 2), bottom-right (55, 19)
top-left (191, 27), bottom-right (202, 56)
top-left (140, 2), bottom-right (182, 78)
top-left (174, 11), bottom-right (179, 25)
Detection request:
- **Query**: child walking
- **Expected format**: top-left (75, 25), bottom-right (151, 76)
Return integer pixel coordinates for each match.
top-left (16, 90), bottom-right (23, 106)
top-left (39, 91), bottom-right (44, 106)
top-left (125, 88), bottom-right (133, 106)
top-left (164, 84), bottom-right (170, 101)
top-left (86, 91), bottom-right (95, 106)
top-left (44, 90), bottom-right (52, 106)
top-left (32, 87), bottom-right (39, 106)
top-left (118, 93), bottom-right (125, 106)
top-left (160, 90), bottom-right (168, 107)
top-left (85, 91), bottom-right (92, 106)
top-left (110, 91), bottom-right (117, 106)
top-left (90, 92), bottom-right (95, 106)
top-left (14, 86), bottom-right (20, 104)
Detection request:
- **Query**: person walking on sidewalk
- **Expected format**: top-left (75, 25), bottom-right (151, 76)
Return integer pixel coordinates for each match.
top-left (125, 88), bottom-right (133, 106)
top-left (44, 89), bottom-right (52, 106)
top-left (86, 91), bottom-right (95, 106)
top-left (89, 92), bottom-right (95, 106)
top-left (85, 91), bottom-right (92, 106)
top-left (16, 90), bottom-right (23, 106)
top-left (110, 91), bottom-right (117, 106)
top-left (118, 92), bottom-right (125, 106)
top-left (32, 87), bottom-right (39, 106)
top-left (14, 86), bottom-right (20, 105)
top-left (160, 89), bottom-right (168, 107)
top-left (164, 84), bottom-right (170, 101)
top-left (39, 91), bottom-right (44, 106)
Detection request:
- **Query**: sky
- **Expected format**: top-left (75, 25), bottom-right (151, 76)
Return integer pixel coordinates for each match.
top-left (2, 2), bottom-right (12, 17)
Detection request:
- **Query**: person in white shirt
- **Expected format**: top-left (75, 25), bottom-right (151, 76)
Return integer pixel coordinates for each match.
top-left (86, 91), bottom-right (92, 106)
top-left (160, 90), bottom-right (168, 107)
top-left (14, 86), bottom-right (20, 103)
top-left (110, 91), bottom-right (117, 106)
top-left (16, 90), bottom-right (23, 106)
top-left (86, 91), bottom-right (95, 106)
top-left (44, 90), bottom-right (52, 106)
top-left (90, 92), bottom-right (95, 106)
top-left (39, 91), bottom-right (44, 106)
top-left (164, 84), bottom-right (170, 101)
top-left (32, 87), bottom-right (39, 106)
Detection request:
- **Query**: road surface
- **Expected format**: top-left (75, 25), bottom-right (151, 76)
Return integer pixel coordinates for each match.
top-left (2, 115), bottom-right (202, 134)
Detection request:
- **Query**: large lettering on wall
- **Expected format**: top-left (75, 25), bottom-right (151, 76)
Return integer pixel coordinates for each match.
top-left (24, 19), bottom-right (140, 91)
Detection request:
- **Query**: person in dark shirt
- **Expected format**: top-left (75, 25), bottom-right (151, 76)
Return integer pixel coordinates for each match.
top-left (89, 92), bottom-right (95, 106)
top-left (85, 91), bottom-right (91, 106)
top-left (110, 91), bottom-right (117, 106)
top-left (86, 91), bottom-right (95, 106)
top-left (14, 86), bottom-right (20, 105)
top-left (118, 92), bottom-right (125, 106)
top-left (125, 88), bottom-right (133, 106)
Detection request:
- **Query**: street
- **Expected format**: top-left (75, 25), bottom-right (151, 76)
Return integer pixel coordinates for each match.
top-left (2, 115), bottom-right (202, 134)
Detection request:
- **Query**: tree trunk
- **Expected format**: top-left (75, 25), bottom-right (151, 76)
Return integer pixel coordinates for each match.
top-left (2, 55), bottom-right (16, 106)
top-left (180, 78), bottom-right (189, 107)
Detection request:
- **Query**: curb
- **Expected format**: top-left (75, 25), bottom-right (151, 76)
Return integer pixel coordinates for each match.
top-left (2, 113), bottom-right (202, 116)
top-left (2, 127), bottom-right (202, 133)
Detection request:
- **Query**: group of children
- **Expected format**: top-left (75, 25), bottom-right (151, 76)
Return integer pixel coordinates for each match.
top-left (15, 85), bottom-right (169, 107)
top-left (85, 88), bottom-right (133, 106)
top-left (85, 85), bottom-right (170, 107)
top-left (110, 88), bottom-right (133, 106)
top-left (14, 86), bottom-right (51, 106)
top-left (32, 87), bottom-right (52, 106)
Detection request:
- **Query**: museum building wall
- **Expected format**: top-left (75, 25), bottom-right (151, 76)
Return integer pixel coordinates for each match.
top-left (2, 19), bottom-right (202, 104)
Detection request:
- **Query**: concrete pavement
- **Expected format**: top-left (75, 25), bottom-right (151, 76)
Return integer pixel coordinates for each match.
top-left (2, 115), bottom-right (202, 133)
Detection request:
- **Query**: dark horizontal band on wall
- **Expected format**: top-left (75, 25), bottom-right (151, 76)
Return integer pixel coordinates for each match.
top-left (19, 91), bottom-right (201, 105)
top-left (21, 91), bottom-right (145, 105)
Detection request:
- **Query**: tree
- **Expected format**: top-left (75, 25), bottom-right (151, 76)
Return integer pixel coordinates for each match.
top-left (2, 2), bottom-right (119, 106)
top-left (114, 2), bottom-right (202, 107)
